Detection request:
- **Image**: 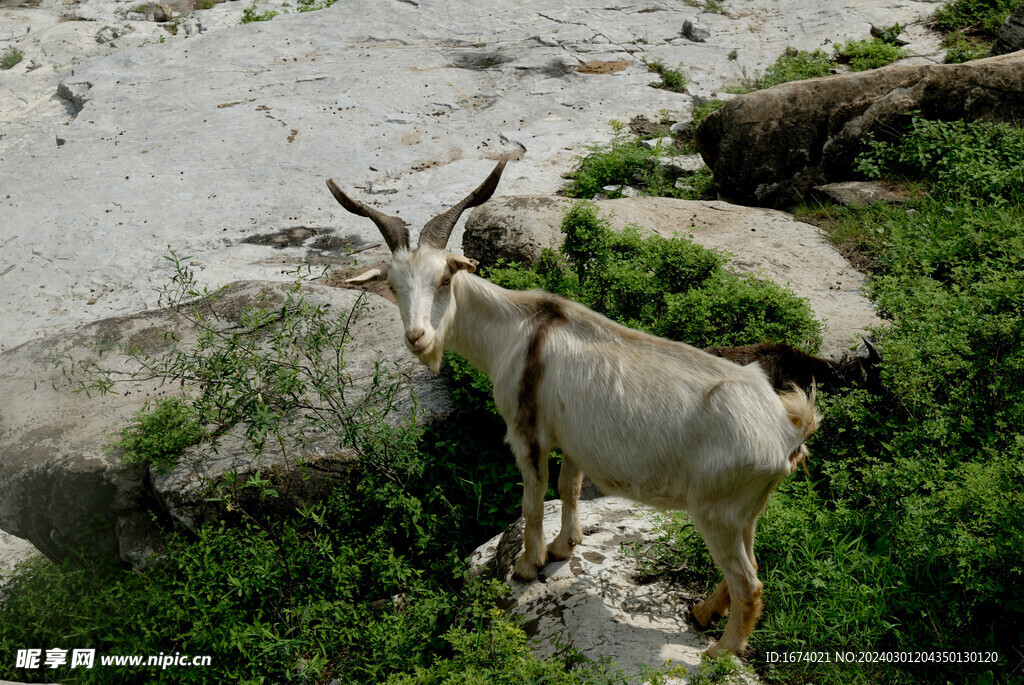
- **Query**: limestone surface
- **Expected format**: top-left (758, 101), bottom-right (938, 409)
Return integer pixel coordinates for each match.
top-left (1, 0), bottom-right (943, 354)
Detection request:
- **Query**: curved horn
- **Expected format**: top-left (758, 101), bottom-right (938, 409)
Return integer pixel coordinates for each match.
top-left (419, 155), bottom-right (509, 250)
top-left (326, 179), bottom-right (410, 253)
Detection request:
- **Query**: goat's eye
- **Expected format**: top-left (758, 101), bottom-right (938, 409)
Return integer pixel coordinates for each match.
top-left (440, 275), bottom-right (452, 287)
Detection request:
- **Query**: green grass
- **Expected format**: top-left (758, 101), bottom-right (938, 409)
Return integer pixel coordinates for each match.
top-left (933, 0), bottom-right (1022, 36)
top-left (564, 121), bottom-right (714, 201)
top-left (942, 30), bottom-right (990, 61)
top-left (729, 47), bottom-right (833, 93)
top-left (834, 39), bottom-right (906, 71)
top-left (112, 397), bottom-right (206, 473)
top-left (644, 58), bottom-right (689, 93)
top-left (240, 3), bottom-right (279, 22)
top-left (1, 47), bottom-right (24, 70)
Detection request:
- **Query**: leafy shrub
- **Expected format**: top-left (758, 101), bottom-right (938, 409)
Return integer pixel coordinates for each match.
top-left (941, 30), bottom-right (990, 61)
top-left (856, 115), bottom-right (1024, 206)
top-left (731, 47), bottom-right (833, 92)
top-left (834, 39), bottom-right (905, 71)
top-left (933, 0), bottom-right (1022, 36)
top-left (486, 201), bottom-right (822, 352)
top-left (240, 3), bottom-right (278, 22)
top-left (113, 397), bottom-right (206, 473)
top-left (644, 58), bottom-right (688, 92)
top-left (1, 47), bottom-right (23, 71)
top-left (563, 122), bottom-right (714, 201)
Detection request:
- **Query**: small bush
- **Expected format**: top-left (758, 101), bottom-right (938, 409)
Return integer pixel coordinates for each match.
top-left (564, 122), bottom-right (714, 201)
top-left (731, 47), bottom-right (833, 92)
top-left (1, 47), bottom-right (23, 70)
top-left (113, 397), bottom-right (206, 473)
top-left (486, 201), bottom-right (822, 352)
top-left (834, 39), bottom-right (905, 71)
top-left (933, 0), bottom-right (1021, 36)
top-left (644, 58), bottom-right (688, 92)
top-left (240, 3), bottom-right (278, 22)
top-left (942, 30), bottom-right (990, 61)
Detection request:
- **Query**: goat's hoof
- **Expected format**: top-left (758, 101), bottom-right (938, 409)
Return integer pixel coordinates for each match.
top-left (545, 539), bottom-right (575, 561)
top-left (687, 606), bottom-right (713, 629)
top-left (511, 557), bottom-right (539, 582)
top-left (702, 641), bottom-right (742, 659)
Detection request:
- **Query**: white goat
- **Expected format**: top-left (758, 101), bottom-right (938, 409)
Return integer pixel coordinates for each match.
top-left (328, 157), bottom-right (819, 657)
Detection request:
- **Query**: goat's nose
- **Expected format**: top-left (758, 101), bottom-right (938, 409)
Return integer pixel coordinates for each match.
top-left (406, 328), bottom-right (426, 346)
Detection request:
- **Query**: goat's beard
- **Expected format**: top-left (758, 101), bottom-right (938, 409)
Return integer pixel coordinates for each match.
top-left (416, 342), bottom-right (444, 375)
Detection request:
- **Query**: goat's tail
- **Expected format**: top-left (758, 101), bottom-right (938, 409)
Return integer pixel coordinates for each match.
top-left (779, 383), bottom-right (821, 474)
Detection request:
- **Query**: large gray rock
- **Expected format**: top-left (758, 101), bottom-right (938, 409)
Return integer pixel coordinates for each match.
top-left (695, 52), bottom-right (1024, 208)
top-left (0, 281), bottom-right (451, 566)
top-left (464, 196), bottom-right (881, 360)
top-left (0, 0), bottom-right (944, 355)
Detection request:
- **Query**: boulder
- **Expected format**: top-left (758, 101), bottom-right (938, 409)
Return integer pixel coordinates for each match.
top-left (0, 281), bottom-right (451, 567)
top-left (464, 196), bottom-right (881, 360)
top-left (989, 4), bottom-right (1024, 56)
top-left (695, 52), bottom-right (1024, 208)
top-left (470, 497), bottom-right (716, 677)
top-left (812, 180), bottom-right (908, 207)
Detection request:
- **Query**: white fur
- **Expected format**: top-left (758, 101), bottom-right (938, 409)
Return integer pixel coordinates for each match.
top-left (351, 246), bottom-right (818, 657)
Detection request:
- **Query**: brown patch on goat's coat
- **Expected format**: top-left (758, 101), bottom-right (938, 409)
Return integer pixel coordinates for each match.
top-left (516, 299), bottom-right (567, 471)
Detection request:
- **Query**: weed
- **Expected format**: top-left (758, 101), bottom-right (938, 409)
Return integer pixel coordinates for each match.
top-left (113, 397), bottom-right (206, 473)
top-left (644, 58), bottom-right (688, 92)
top-left (692, 98), bottom-right (726, 127)
top-left (941, 30), bottom-right (990, 61)
top-left (241, 3), bottom-right (279, 22)
top-left (834, 38), bottom-right (905, 71)
top-left (0, 47), bottom-right (22, 70)
top-left (729, 47), bottom-right (832, 93)
top-left (933, 0), bottom-right (1021, 36)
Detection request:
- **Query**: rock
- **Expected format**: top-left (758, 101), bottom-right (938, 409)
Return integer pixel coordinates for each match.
top-left (658, 153), bottom-right (706, 174)
top-left (989, 3), bottom-right (1024, 56)
top-left (695, 52), bottom-right (1024, 208)
top-left (682, 18), bottom-right (710, 43)
top-left (670, 120), bottom-right (693, 136)
top-left (95, 26), bottom-right (127, 44)
top-left (640, 136), bottom-right (675, 150)
top-left (151, 4), bottom-right (173, 21)
top-left (813, 180), bottom-right (907, 207)
top-left (0, 530), bottom-right (40, 591)
top-left (470, 497), bottom-right (720, 677)
top-left (0, 281), bottom-right (453, 567)
top-left (464, 196), bottom-right (881, 359)
top-left (0, 0), bottom-right (945, 356)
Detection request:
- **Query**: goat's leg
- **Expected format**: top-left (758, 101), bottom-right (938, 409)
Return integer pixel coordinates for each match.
top-left (690, 579), bottom-right (730, 627)
top-left (547, 454), bottom-right (583, 560)
top-left (695, 514), bottom-right (763, 657)
top-left (511, 439), bottom-right (550, 581)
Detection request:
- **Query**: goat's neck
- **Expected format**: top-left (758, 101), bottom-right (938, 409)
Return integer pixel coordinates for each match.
top-left (446, 273), bottom-right (528, 377)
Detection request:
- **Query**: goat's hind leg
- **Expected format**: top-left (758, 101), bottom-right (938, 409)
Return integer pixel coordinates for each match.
top-left (690, 579), bottom-right (730, 628)
top-left (694, 514), bottom-right (763, 657)
top-left (547, 454), bottom-right (583, 560)
top-left (511, 437), bottom-right (550, 581)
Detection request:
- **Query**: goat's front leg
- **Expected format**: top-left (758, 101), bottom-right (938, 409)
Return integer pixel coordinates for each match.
top-left (511, 437), bottom-right (550, 581)
top-left (547, 454), bottom-right (583, 561)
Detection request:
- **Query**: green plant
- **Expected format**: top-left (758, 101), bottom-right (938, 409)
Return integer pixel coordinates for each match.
top-left (564, 122), bottom-right (714, 201)
top-left (692, 98), bottom-right (727, 127)
top-left (113, 397), bottom-right (206, 473)
top-left (240, 3), bottom-right (279, 22)
top-left (1, 47), bottom-right (23, 70)
top-left (941, 30), bottom-right (990, 61)
top-left (486, 201), bottom-right (822, 351)
top-left (933, 0), bottom-right (1021, 36)
top-left (643, 58), bottom-right (689, 93)
top-left (729, 47), bottom-right (833, 92)
top-left (834, 38), bottom-right (906, 71)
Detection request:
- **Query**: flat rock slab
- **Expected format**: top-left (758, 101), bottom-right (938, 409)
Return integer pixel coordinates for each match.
top-left (0, 530), bottom-right (39, 588)
top-left (471, 497), bottom-right (707, 679)
top-left (464, 196), bottom-right (881, 360)
top-left (0, 0), bottom-right (942, 353)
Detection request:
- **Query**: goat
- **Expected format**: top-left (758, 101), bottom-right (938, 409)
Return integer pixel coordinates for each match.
top-left (705, 338), bottom-right (882, 393)
top-left (328, 156), bottom-right (820, 657)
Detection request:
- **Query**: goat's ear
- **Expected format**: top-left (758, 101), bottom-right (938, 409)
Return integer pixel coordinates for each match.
top-left (346, 267), bottom-right (388, 285)
top-left (856, 336), bottom-right (882, 362)
top-left (447, 254), bottom-right (479, 274)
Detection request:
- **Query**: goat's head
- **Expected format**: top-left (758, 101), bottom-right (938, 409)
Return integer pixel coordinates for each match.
top-left (327, 156), bottom-right (509, 372)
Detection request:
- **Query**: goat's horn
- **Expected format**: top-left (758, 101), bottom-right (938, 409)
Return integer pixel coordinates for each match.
top-left (419, 155), bottom-right (509, 250)
top-left (326, 179), bottom-right (410, 253)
